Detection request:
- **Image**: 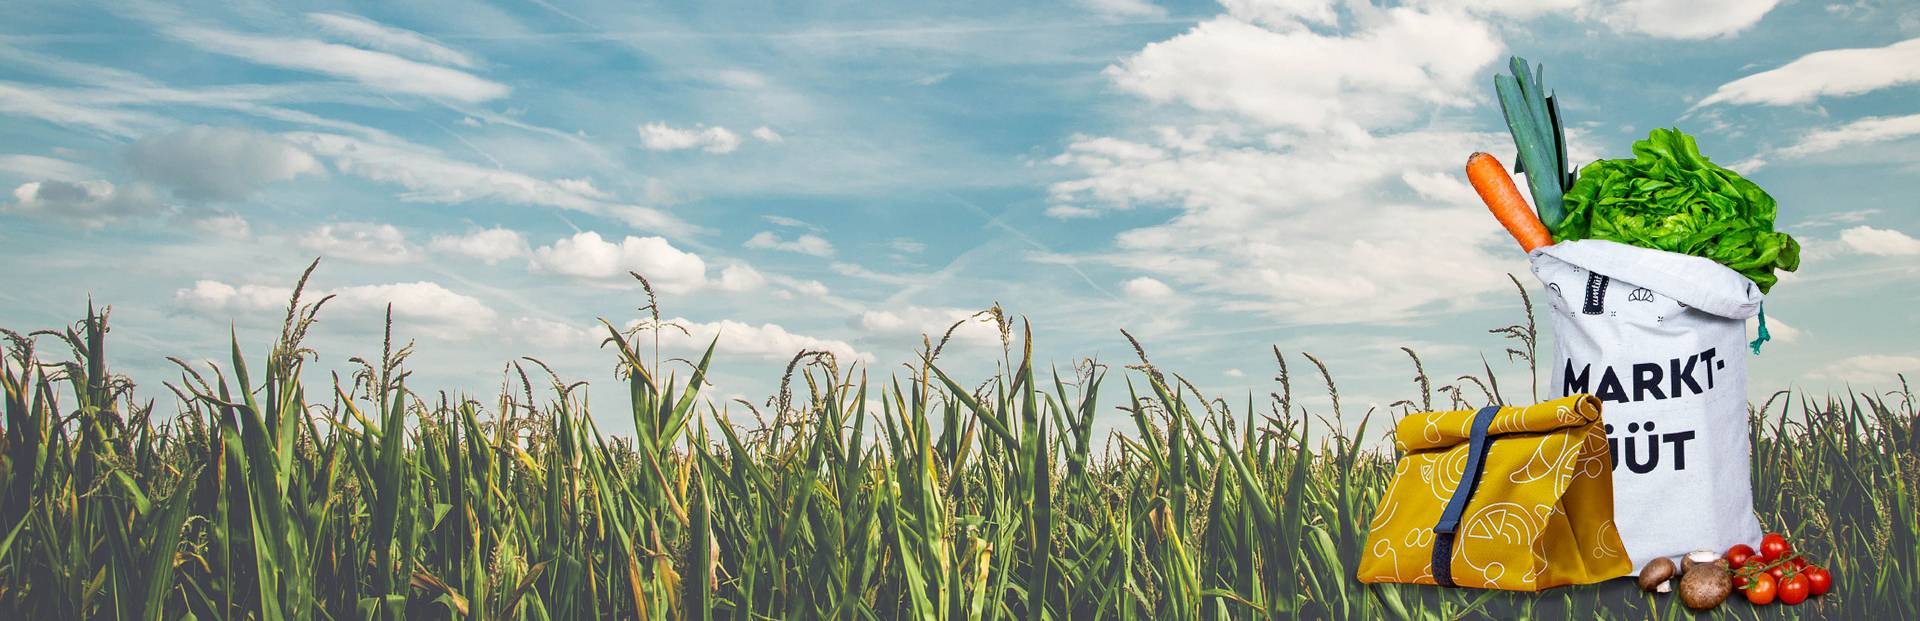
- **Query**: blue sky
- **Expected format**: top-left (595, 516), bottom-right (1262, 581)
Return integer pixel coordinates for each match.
top-left (3, 0), bottom-right (1917, 436)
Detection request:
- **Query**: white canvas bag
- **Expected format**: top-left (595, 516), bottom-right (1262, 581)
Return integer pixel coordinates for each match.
top-left (1530, 239), bottom-right (1763, 574)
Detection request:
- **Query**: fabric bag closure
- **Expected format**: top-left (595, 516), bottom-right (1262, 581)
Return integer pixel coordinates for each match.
top-left (1431, 405), bottom-right (1500, 588)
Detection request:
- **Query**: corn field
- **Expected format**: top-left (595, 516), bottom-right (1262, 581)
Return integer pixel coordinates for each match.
top-left (1, 263), bottom-right (1914, 620)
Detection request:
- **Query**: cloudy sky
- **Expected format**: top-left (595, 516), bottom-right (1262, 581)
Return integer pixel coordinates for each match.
top-left (3, 0), bottom-right (1916, 435)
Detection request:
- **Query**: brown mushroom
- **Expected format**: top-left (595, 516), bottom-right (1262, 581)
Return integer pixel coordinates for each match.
top-left (1638, 557), bottom-right (1677, 593)
top-left (1678, 562), bottom-right (1733, 611)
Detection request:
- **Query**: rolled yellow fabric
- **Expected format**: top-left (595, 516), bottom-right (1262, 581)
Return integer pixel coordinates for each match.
top-left (1357, 394), bottom-right (1631, 591)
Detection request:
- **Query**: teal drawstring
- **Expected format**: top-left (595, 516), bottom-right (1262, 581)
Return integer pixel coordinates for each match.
top-left (1750, 302), bottom-right (1771, 355)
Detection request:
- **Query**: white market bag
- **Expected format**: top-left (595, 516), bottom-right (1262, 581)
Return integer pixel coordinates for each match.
top-left (1530, 239), bottom-right (1763, 575)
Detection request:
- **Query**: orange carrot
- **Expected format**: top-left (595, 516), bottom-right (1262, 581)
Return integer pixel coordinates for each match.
top-left (1467, 152), bottom-right (1553, 252)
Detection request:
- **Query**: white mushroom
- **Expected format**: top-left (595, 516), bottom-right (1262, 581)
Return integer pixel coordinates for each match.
top-left (1681, 549), bottom-right (1722, 574)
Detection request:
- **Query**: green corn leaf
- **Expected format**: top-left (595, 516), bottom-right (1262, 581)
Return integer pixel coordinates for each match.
top-left (138, 467), bottom-right (200, 621)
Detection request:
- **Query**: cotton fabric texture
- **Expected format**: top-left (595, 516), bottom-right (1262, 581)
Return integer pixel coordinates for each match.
top-left (1531, 239), bottom-right (1764, 575)
top-left (1357, 394), bottom-right (1632, 591)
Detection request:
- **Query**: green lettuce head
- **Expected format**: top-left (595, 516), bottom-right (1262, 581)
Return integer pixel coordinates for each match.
top-left (1555, 128), bottom-right (1800, 293)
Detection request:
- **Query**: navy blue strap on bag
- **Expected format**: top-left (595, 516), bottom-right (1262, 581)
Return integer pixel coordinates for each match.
top-left (1430, 405), bottom-right (1501, 588)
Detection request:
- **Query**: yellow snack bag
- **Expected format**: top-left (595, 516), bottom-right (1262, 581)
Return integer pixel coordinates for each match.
top-left (1356, 394), bottom-right (1631, 590)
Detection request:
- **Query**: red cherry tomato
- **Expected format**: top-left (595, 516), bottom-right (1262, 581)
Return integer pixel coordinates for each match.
top-left (1780, 573), bottom-right (1810, 605)
top-left (1745, 573), bottom-right (1778, 605)
top-left (1791, 556), bottom-right (1809, 570)
top-left (1806, 566), bottom-right (1833, 596)
top-left (1768, 564), bottom-right (1786, 581)
top-left (1725, 544), bottom-right (1757, 570)
top-left (1760, 533), bottom-right (1792, 561)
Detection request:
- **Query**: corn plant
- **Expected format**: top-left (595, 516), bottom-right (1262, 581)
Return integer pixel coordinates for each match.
top-left (1, 261), bottom-right (1914, 619)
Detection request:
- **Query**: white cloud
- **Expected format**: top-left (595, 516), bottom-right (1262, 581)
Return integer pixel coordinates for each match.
top-left (751, 126), bottom-right (784, 143)
top-left (1401, 170), bottom-right (1475, 203)
top-left (1807, 354), bottom-right (1920, 384)
top-left (552, 177), bottom-right (612, 199)
top-left (717, 263), bottom-right (768, 291)
top-left (330, 282), bottom-right (497, 335)
top-left (175, 279), bottom-right (498, 337)
top-left (1699, 37), bottom-right (1920, 107)
top-left (508, 316), bottom-right (598, 349)
top-left (859, 306), bottom-right (1003, 348)
top-left (282, 132), bottom-right (688, 234)
top-left (763, 215), bottom-right (814, 229)
top-left (1045, 205), bottom-right (1102, 219)
top-left (744, 231), bottom-right (835, 257)
top-left (1594, 0), bottom-right (1780, 40)
top-left (1415, 0), bottom-right (1587, 20)
top-left (1838, 226), bottom-right (1920, 256)
top-left (0, 154), bottom-right (99, 181)
top-left (1218, 0), bottom-right (1338, 28)
top-left (663, 317), bottom-right (874, 364)
top-left (1078, 0), bottom-right (1167, 18)
top-left (1796, 208), bottom-right (1881, 228)
top-left (125, 126), bottom-right (321, 200)
top-left (173, 280), bottom-right (287, 315)
top-left (1122, 276), bottom-right (1175, 299)
top-left (789, 279), bottom-right (831, 297)
top-left (164, 25), bottom-right (508, 102)
top-left (300, 222), bottom-right (419, 264)
top-left (1225, 367), bottom-right (1246, 378)
top-left (182, 211), bottom-right (251, 239)
top-left (6, 179), bottom-right (162, 227)
top-left (638, 122), bottom-right (742, 154)
top-left (305, 12), bottom-right (477, 69)
top-left (429, 226), bottom-right (529, 264)
top-left (1104, 8), bottom-right (1502, 133)
top-left (529, 231), bottom-right (710, 291)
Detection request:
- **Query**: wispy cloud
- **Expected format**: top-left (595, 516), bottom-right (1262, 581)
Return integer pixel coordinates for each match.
top-left (163, 24), bottom-right (508, 102)
top-left (305, 12), bottom-right (478, 69)
top-left (744, 231), bottom-right (834, 257)
top-left (1697, 37), bottom-right (1920, 107)
top-left (1735, 113), bottom-right (1920, 171)
top-left (176, 278), bottom-right (499, 338)
top-left (282, 132), bottom-right (691, 234)
top-left (1807, 354), bottom-right (1920, 384)
top-left (0, 81), bottom-right (161, 137)
top-left (299, 222), bottom-right (420, 264)
top-left (1076, 0), bottom-right (1167, 19)
top-left (639, 122), bottom-right (743, 153)
top-left (0, 154), bottom-right (99, 181)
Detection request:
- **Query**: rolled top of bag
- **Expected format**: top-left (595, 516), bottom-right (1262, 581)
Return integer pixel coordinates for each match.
top-left (1395, 394), bottom-right (1601, 452)
top-left (1532, 239), bottom-right (1763, 320)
